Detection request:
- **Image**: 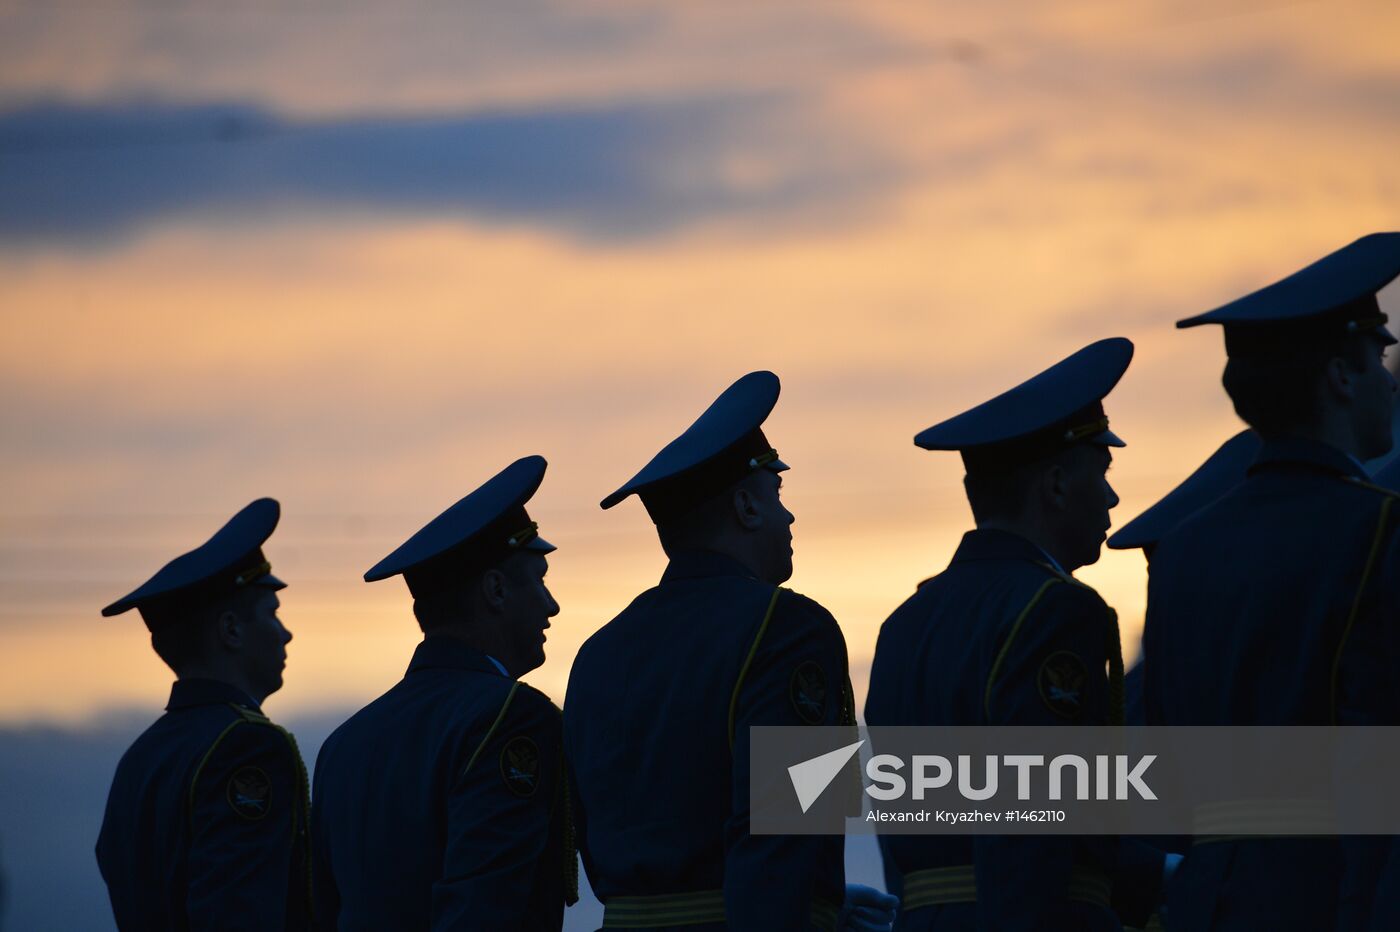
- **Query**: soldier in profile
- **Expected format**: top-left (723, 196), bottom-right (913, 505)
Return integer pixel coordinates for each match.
top-left (1143, 233), bottom-right (1400, 929)
top-left (96, 498), bottom-right (311, 930)
top-left (564, 371), bottom-right (896, 931)
top-left (865, 338), bottom-right (1166, 931)
top-left (311, 455), bottom-right (574, 930)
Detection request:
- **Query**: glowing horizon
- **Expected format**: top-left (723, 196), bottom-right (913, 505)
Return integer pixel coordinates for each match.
top-left (3, 0), bottom-right (1397, 725)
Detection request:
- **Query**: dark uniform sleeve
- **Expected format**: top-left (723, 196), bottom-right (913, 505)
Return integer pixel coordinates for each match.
top-left (310, 740), bottom-right (340, 929)
top-left (725, 588), bottom-right (851, 932)
top-left (1335, 506), bottom-right (1400, 929)
top-left (975, 581), bottom-right (1132, 930)
top-left (186, 721), bottom-right (305, 931)
top-left (432, 683), bottom-right (566, 931)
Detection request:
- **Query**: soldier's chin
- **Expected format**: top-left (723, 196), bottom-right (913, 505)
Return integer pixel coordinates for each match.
top-left (774, 557), bottom-right (794, 586)
top-left (522, 644), bottom-right (547, 675)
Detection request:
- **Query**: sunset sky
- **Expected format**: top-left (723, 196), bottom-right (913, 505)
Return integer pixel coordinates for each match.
top-left (3, 0), bottom-right (1399, 728)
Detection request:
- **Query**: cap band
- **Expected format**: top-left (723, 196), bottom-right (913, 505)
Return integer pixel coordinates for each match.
top-left (1224, 297), bottom-right (1387, 357)
top-left (233, 559), bottom-right (272, 586)
top-left (1347, 313), bottom-right (1388, 334)
top-left (506, 521), bottom-right (540, 548)
top-left (749, 448), bottom-right (780, 469)
top-left (1064, 416), bottom-right (1111, 443)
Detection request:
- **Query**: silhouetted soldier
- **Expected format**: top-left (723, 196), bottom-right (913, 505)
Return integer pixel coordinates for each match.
top-left (1143, 233), bottom-right (1400, 929)
top-left (564, 371), bottom-right (896, 931)
top-left (1107, 428), bottom-right (1261, 724)
top-left (96, 498), bottom-right (310, 930)
top-left (1105, 429), bottom-right (1261, 930)
top-left (311, 456), bottom-right (575, 930)
top-left (865, 338), bottom-right (1165, 931)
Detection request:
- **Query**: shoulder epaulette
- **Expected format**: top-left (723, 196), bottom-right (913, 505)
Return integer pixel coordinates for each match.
top-left (514, 680), bottom-right (562, 716)
top-left (230, 704), bottom-right (273, 726)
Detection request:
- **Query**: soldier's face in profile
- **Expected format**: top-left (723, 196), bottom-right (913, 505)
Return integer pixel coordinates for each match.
top-left (1351, 333), bottom-right (1396, 460)
top-left (751, 470), bottom-right (795, 584)
top-left (243, 589), bottom-right (292, 698)
top-left (1059, 444), bottom-right (1118, 570)
top-left (503, 552), bottom-right (559, 675)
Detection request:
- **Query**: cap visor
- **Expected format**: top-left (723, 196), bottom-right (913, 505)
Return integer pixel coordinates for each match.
top-left (1092, 429), bottom-right (1126, 448)
top-left (767, 458), bottom-right (790, 473)
top-left (526, 536), bottom-right (557, 555)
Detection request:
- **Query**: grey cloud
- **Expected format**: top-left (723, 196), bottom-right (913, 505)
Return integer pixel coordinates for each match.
top-left (0, 97), bottom-right (898, 246)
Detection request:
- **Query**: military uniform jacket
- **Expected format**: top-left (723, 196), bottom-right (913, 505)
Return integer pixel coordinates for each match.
top-left (563, 550), bottom-right (853, 931)
top-left (1143, 438), bottom-right (1400, 930)
top-left (865, 528), bottom-right (1158, 932)
top-left (95, 678), bottom-right (313, 931)
top-left (311, 637), bottom-right (570, 931)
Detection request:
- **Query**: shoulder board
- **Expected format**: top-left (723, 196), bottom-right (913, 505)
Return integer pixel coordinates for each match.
top-left (514, 680), bottom-right (562, 715)
top-left (229, 703), bottom-right (274, 726)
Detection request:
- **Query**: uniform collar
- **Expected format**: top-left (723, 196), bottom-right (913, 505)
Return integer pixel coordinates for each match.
top-left (166, 678), bottom-right (261, 713)
top-left (406, 635), bottom-right (509, 678)
top-left (1249, 436), bottom-right (1370, 481)
top-left (949, 528), bottom-right (1067, 576)
top-left (660, 549), bottom-right (759, 584)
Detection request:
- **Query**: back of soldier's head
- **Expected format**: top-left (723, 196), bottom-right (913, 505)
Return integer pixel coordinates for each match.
top-left (145, 587), bottom-right (263, 673)
top-left (1221, 334), bottom-right (1372, 439)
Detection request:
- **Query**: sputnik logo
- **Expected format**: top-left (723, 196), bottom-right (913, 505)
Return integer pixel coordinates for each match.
top-left (787, 739), bottom-right (864, 813)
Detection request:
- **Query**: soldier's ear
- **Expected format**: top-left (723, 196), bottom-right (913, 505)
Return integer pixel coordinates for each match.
top-left (1043, 462), bottom-right (1068, 509)
top-left (1322, 355), bottom-right (1357, 403)
top-left (731, 486), bottom-right (762, 531)
top-left (479, 567), bottom-right (509, 612)
top-left (216, 609), bottom-right (243, 651)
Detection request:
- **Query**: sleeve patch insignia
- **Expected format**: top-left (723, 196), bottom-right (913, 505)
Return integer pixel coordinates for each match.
top-left (1037, 651), bottom-right (1089, 719)
top-left (500, 736), bottom-right (541, 797)
top-left (790, 661), bottom-right (828, 724)
top-left (227, 766), bottom-right (271, 821)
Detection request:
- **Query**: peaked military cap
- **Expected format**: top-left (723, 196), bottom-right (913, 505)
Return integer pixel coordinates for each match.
top-left (365, 455), bottom-right (555, 599)
top-left (915, 337), bottom-right (1133, 474)
top-left (1107, 429), bottom-right (1260, 551)
top-left (601, 370), bottom-right (789, 524)
top-left (101, 498), bottom-right (286, 628)
top-left (1178, 233), bottom-right (1400, 356)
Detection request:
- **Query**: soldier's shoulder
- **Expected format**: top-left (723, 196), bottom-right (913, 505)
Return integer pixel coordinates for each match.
top-left (214, 707), bottom-right (300, 758)
top-left (773, 585), bottom-right (840, 632)
top-left (1037, 572), bottom-right (1112, 616)
top-left (508, 680), bottom-right (563, 723)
